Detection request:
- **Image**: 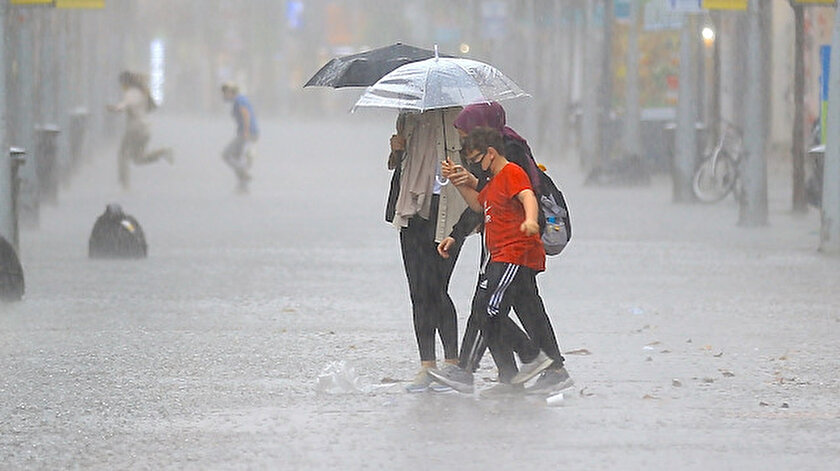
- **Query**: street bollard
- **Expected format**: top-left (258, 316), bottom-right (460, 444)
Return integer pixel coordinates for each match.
top-left (34, 124), bottom-right (61, 205)
top-left (0, 234), bottom-right (24, 302)
top-left (67, 107), bottom-right (89, 179)
top-left (0, 147), bottom-right (26, 303)
top-left (9, 147), bottom-right (25, 252)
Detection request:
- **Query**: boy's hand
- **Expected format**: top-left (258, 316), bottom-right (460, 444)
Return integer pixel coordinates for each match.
top-left (449, 166), bottom-right (478, 188)
top-left (442, 157), bottom-right (477, 189)
top-left (440, 157), bottom-right (457, 178)
top-left (437, 237), bottom-right (456, 259)
top-left (520, 219), bottom-right (540, 236)
top-left (390, 134), bottom-right (406, 152)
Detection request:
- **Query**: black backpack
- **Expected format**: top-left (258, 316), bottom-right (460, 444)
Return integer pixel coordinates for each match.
top-left (537, 168), bottom-right (572, 256)
top-left (89, 204), bottom-right (148, 259)
top-left (504, 138), bottom-right (572, 256)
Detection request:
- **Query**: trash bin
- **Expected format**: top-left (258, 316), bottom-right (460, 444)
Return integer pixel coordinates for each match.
top-left (806, 144), bottom-right (825, 208)
top-left (34, 124), bottom-right (60, 205)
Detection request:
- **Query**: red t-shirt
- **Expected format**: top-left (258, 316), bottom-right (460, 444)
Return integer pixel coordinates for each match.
top-left (478, 163), bottom-right (545, 272)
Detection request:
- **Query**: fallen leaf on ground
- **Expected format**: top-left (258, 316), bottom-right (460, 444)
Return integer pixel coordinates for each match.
top-left (672, 379), bottom-right (682, 387)
top-left (660, 349), bottom-right (671, 354)
top-left (565, 348), bottom-right (592, 356)
top-left (702, 377), bottom-right (715, 384)
top-left (759, 401), bottom-right (769, 406)
top-left (781, 402), bottom-right (790, 409)
top-left (720, 370), bottom-right (735, 377)
top-left (646, 341), bottom-right (661, 346)
top-left (642, 394), bottom-right (660, 400)
top-left (713, 352), bottom-right (724, 358)
top-left (579, 387), bottom-right (594, 397)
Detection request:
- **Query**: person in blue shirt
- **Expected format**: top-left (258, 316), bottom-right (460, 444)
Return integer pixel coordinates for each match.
top-left (221, 82), bottom-right (259, 194)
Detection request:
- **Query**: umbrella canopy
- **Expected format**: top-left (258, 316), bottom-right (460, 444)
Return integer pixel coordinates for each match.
top-left (304, 43), bottom-right (451, 88)
top-left (352, 57), bottom-right (528, 112)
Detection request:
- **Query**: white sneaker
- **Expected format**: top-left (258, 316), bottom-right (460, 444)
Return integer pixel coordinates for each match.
top-left (404, 368), bottom-right (432, 393)
top-left (511, 351), bottom-right (554, 385)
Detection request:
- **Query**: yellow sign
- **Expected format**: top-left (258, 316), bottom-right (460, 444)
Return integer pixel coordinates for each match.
top-left (11, 0), bottom-right (106, 6)
top-left (56, 0), bottom-right (105, 8)
top-left (702, 0), bottom-right (747, 9)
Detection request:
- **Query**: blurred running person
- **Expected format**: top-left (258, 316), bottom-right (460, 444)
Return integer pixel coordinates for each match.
top-left (221, 82), bottom-right (259, 194)
top-left (107, 71), bottom-right (173, 190)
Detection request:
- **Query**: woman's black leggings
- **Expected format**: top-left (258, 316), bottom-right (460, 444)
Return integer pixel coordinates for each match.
top-left (399, 199), bottom-right (463, 362)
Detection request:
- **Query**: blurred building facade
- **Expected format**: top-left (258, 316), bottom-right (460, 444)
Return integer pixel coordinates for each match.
top-left (6, 0), bottom-right (837, 170)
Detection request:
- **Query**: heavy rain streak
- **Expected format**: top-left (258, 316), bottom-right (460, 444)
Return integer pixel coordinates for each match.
top-left (1, 1), bottom-right (840, 469)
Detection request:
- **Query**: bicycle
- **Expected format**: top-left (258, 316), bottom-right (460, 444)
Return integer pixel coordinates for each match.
top-left (692, 121), bottom-right (744, 203)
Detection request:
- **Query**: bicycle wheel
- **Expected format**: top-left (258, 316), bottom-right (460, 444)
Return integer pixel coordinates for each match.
top-left (692, 153), bottom-right (737, 203)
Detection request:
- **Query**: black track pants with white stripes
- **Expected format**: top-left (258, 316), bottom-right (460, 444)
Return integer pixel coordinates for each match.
top-left (459, 263), bottom-right (566, 381)
top-left (472, 261), bottom-right (545, 383)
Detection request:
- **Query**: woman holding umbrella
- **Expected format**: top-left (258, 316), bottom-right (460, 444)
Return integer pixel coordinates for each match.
top-left (385, 107), bottom-right (470, 393)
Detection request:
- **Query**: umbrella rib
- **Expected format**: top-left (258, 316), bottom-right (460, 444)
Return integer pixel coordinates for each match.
top-left (422, 61), bottom-right (433, 112)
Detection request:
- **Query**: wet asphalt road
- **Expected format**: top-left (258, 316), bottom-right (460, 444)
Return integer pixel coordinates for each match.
top-left (2, 114), bottom-right (840, 470)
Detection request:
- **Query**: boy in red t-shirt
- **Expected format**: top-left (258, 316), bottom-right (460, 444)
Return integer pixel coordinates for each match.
top-left (441, 127), bottom-right (555, 391)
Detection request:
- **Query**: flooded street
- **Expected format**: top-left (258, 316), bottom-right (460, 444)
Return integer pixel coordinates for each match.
top-left (2, 115), bottom-right (840, 470)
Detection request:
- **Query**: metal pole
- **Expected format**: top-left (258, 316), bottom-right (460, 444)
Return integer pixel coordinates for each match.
top-left (738, 0), bottom-right (768, 226)
top-left (600, 0), bottom-right (614, 159)
top-left (580, 0), bottom-right (601, 171)
top-left (674, 14), bottom-right (698, 203)
top-left (791, 4), bottom-right (807, 213)
top-left (554, 0), bottom-right (573, 161)
top-left (623, 0), bottom-right (641, 159)
top-left (0, 2), bottom-right (15, 248)
top-left (56, 12), bottom-right (70, 183)
top-left (819, 4), bottom-right (840, 253)
top-left (524, 0), bottom-right (539, 146)
top-left (710, 12), bottom-right (722, 148)
top-left (15, 8), bottom-right (38, 228)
